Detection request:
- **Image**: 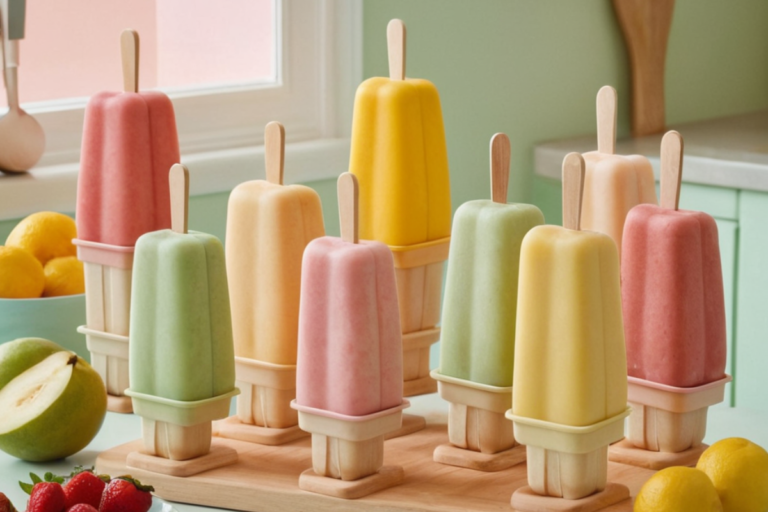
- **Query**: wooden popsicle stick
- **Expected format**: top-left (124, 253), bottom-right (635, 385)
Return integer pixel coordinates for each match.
top-left (659, 130), bottom-right (684, 210)
top-left (264, 121), bottom-right (285, 185)
top-left (562, 152), bottom-right (586, 231)
top-left (121, 29), bottom-right (139, 93)
top-left (169, 163), bottom-right (190, 234)
top-left (338, 172), bottom-right (359, 244)
top-left (490, 133), bottom-right (510, 204)
top-left (596, 85), bottom-right (617, 154)
top-left (387, 19), bottom-right (406, 81)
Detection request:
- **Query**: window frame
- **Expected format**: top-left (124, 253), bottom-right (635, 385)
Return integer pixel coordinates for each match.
top-left (0, 0), bottom-right (362, 220)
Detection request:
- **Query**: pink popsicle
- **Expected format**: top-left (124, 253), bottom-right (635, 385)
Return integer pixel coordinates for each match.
top-left (296, 176), bottom-right (403, 418)
top-left (622, 132), bottom-right (726, 388)
top-left (76, 30), bottom-right (179, 247)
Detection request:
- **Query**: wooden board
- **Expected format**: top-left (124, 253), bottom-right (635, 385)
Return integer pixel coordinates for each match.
top-left (96, 425), bottom-right (655, 512)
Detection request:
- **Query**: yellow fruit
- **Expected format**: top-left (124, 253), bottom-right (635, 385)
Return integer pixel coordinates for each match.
top-left (635, 466), bottom-right (723, 512)
top-left (6, 212), bottom-right (77, 265)
top-left (697, 437), bottom-right (768, 512)
top-left (0, 246), bottom-right (45, 298)
top-left (43, 256), bottom-right (85, 297)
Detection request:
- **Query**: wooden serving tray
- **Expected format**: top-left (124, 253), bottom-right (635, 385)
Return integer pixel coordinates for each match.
top-left (96, 425), bottom-right (655, 512)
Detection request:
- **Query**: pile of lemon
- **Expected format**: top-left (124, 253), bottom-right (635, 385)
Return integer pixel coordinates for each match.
top-left (0, 212), bottom-right (84, 299)
top-left (635, 437), bottom-right (768, 512)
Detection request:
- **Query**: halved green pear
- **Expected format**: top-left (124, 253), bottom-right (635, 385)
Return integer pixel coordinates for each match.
top-left (0, 339), bottom-right (107, 461)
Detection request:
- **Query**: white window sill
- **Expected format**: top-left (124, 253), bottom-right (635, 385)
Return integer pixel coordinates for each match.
top-left (0, 137), bottom-right (349, 221)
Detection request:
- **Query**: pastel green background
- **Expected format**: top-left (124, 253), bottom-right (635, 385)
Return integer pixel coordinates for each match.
top-left (2, 1), bottom-right (768, 407)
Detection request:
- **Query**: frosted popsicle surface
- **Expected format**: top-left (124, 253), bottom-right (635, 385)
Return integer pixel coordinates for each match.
top-left (622, 204), bottom-right (727, 388)
top-left (512, 225), bottom-right (627, 427)
top-left (226, 180), bottom-right (324, 365)
top-left (349, 77), bottom-right (451, 247)
top-left (77, 91), bottom-right (179, 247)
top-left (440, 200), bottom-right (544, 387)
top-left (129, 230), bottom-right (236, 402)
top-left (296, 237), bottom-right (403, 417)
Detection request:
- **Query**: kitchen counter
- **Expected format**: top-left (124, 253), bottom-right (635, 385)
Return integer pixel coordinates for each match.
top-left (1, 395), bottom-right (766, 511)
top-left (535, 109), bottom-right (768, 191)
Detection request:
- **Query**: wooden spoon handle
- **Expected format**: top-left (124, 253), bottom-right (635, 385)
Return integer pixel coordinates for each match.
top-left (264, 121), bottom-right (285, 185)
top-left (562, 152), bottom-right (586, 231)
top-left (121, 29), bottom-right (139, 93)
top-left (612, 0), bottom-right (675, 137)
top-left (387, 19), bottom-right (406, 81)
top-left (338, 172), bottom-right (359, 244)
top-left (490, 133), bottom-right (510, 204)
top-left (659, 130), bottom-right (684, 210)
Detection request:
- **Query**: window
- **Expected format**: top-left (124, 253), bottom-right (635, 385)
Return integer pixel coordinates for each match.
top-left (1, 0), bottom-right (361, 220)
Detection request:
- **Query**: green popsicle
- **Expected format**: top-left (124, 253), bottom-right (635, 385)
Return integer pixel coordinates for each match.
top-left (439, 134), bottom-right (543, 388)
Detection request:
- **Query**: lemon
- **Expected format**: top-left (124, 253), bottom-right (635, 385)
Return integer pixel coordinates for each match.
top-left (0, 246), bottom-right (45, 298)
top-left (43, 256), bottom-right (84, 297)
top-left (5, 212), bottom-right (77, 265)
top-left (635, 466), bottom-right (722, 512)
top-left (697, 437), bottom-right (768, 512)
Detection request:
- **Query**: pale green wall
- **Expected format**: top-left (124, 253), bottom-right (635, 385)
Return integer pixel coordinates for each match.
top-left (363, 0), bottom-right (768, 219)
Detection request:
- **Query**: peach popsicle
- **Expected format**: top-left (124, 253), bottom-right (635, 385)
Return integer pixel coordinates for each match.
top-left (292, 174), bottom-right (406, 496)
top-left (619, 131), bottom-right (729, 457)
top-left (220, 122), bottom-right (324, 443)
top-left (349, 19), bottom-right (451, 396)
top-left (74, 30), bottom-right (179, 412)
top-left (581, 85), bottom-right (656, 256)
top-left (433, 134), bottom-right (542, 467)
top-left (126, 164), bottom-right (238, 462)
top-left (508, 153), bottom-right (630, 504)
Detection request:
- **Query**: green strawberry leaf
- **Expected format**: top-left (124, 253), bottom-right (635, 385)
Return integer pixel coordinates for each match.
top-left (114, 476), bottom-right (155, 493)
top-left (29, 473), bottom-right (42, 485)
top-left (18, 481), bottom-right (33, 495)
top-left (43, 472), bottom-right (64, 484)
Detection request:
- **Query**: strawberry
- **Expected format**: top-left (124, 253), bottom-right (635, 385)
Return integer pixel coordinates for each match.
top-left (0, 492), bottom-right (17, 512)
top-left (26, 483), bottom-right (66, 512)
top-left (98, 477), bottom-right (154, 512)
top-left (63, 468), bottom-right (109, 509)
top-left (66, 504), bottom-right (98, 512)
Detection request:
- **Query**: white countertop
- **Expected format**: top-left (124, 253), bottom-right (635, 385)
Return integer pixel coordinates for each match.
top-left (535, 109), bottom-right (768, 192)
top-left (1, 394), bottom-right (766, 511)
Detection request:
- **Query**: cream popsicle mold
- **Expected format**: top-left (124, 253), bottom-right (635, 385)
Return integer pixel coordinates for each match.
top-left (125, 164), bottom-right (238, 472)
top-left (294, 172), bottom-right (405, 499)
top-left (349, 19), bottom-right (451, 396)
top-left (433, 133), bottom-right (541, 471)
top-left (580, 86), bottom-right (657, 257)
top-left (75, 30), bottom-right (179, 413)
top-left (216, 121), bottom-right (323, 446)
top-left (508, 153), bottom-right (630, 510)
top-left (609, 131), bottom-right (730, 469)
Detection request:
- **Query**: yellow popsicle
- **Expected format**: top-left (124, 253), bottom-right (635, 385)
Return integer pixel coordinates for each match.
top-left (512, 153), bottom-right (627, 427)
top-left (349, 21), bottom-right (451, 247)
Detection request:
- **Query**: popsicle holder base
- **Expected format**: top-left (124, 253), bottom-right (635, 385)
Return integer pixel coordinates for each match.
top-left (95, 423), bottom-right (654, 512)
top-left (511, 483), bottom-right (630, 512)
top-left (233, 357), bottom-right (299, 430)
top-left (391, 237), bottom-right (449, 396)
top-left (126, 440), bottom-right (238, 478)
top-left (508, 408), bottom-right (631, 500)
top-left (293, 401), bottom-right (407, 484)
top-left (432, 371), bottom-right (518, 456)
top-left (214, 416), bottom-right (309, 446)
top-left (107, 395), bottom-right (134, 414)
top-left (298, 466), bottom-right (405, 500)
top-left (622, 376), bottom-right (731, 455)
top-left (608, 439), bottom-right (708, 470)
top-left (79, 325), bottom-right (131, 412)
top-left (433, 443), bottom-right (527, 472)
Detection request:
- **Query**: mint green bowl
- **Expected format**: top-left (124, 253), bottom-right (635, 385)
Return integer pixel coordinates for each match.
top-left (0, 294), bottom-right (88, 360)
